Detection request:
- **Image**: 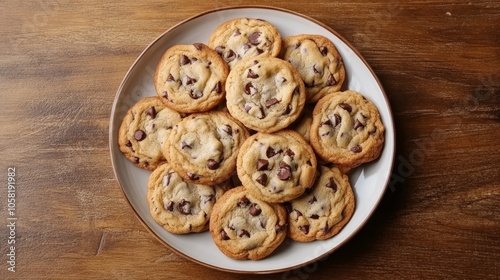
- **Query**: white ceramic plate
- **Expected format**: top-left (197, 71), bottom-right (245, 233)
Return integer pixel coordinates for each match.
top-left (110, 6), bottom-right (395, 274)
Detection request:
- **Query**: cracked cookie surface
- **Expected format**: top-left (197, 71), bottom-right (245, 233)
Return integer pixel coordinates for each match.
top-left (208, 18), bottom-right (282, 69)
top-left (237, 130), bottom-right (317, 203)
top-left (287, 166), bottom-right (355, 242)
top-left (154, 43), bottom-right (229, 113)
top-left (118, 96), bottom-right (182, 170)
top-left (148, 162), bottom-right (230, 234)
top-left (209, 186), bottom-right (287, 260)
top-left (310, 90), bottom-right (385, 171)
top-left (281, 34), bottom-right (345, 103)
top-left (164, 111), bottom-right (249, 185)
top-left (226, 57), bottom-right (306, 132)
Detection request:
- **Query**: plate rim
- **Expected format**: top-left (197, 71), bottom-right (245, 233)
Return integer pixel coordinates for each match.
top-left (109, 4), bottom-right (395, 274)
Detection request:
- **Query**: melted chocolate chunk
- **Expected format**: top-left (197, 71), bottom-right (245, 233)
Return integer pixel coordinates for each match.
top-left (333, 114), bottom-right (342, 127)
top-left (247, 68), bottom-right (259, 79)
top-left (237, 196), bottom-right (250, 207)
top-left (308, 196), bottom-right (317, 204)
top-left (326, 74), bottom-right (336, 86)
top-left (134, 130), bottom-right (146, 141)
top-left (166, 73), bottom-right (175, 82)
top-left (125, 140), bottom-right (132, 147)
top-left (310, 214), bottom-right (319, 219)
top-left (189, 89), bottom-right (203, 99)
top-left (215, 46), bottom-right (225, 54)
top-left (238, 229), bottom-right (250, 238)
top-left (275, 224), bottom-right (286, 234)
top-left (284, 149), bottom-right (295, 157)
top-left (299, 225), bottom-right (310, 234)
top-left (282, 104), bottom-right (292, 115)
top-left (224, 49), bottom-right (236, 62)
top-left (181, 141), bottom-right (191, 149)
top-left (354, 119), bottom-right (365, 130)
top-left (266, 147), bottom-right (281, 158)
top-left (265, 98), bottom-right (279, 108)
top-left (221, 229), bottom-right (230, 240)
top-left (319, 46), bottom-right (328, 56)
top-left (244, 82), bottom-right (255, 95)
top-left (177, 199), bottom-right (191, 214)
top-left (351, 145), bottom-right (362, 153)
top-left (212, 81), bottom-right (222, 94)
top-left (164, 201), bottom-right (174, 211)
top-left (187, 173), bottom-right (199, 180)
top-left (277, 161), bottom-right (292, 180)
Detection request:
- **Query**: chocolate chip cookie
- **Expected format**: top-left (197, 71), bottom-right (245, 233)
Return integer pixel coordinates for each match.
top-left (287, 166), bottom-right (355, 242)
top-left (209, 186), bottom-right (287, 260)
top-left (225, 57), bottom-right (306, 133)
top-left (237, 130), bottom-right (317, 203)
top-left (118, 96), bottom-right (183, 170)
top-left (154, 43), bottom-right (229, 113)
top-left (164, 111), bottom-right (250, 185)
top-left (310, 90), bottom-right (385, 171)
top-left (281, 34), bottom-right (345, 103)
top-left (208, 18), bottom-right (282, 69)
top-left (147, 162), bottom-right (230, 234)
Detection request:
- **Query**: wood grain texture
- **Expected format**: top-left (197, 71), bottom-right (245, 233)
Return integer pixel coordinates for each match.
top-left (0, 0), bottom-right (498, 279)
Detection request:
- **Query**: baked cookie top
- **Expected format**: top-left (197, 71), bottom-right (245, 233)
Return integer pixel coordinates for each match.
top-left (154, 43), bottom-right (229, 113)
top-left (208, 18), bottom-right (282, 69)
top-left (310, 90), bottom-right (385, 171)
top-left (164, 111), bottom-right (250, 185)
top-left (225, 57), bottom-right (306, 133)
top-left (118, 96), bottom-right (182, 171)
top-left (209, 186), bottom-right (287, 260)
top-left (281, 34), bottom-right (345, 103)
top-left (147, 162), bottom-right (230, 234)
top-left (288, 166), bottom-right (355, 242)
top-left (237, 130), bottom-right (317, 203)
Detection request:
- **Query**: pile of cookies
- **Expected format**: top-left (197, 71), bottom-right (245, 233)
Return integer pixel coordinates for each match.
top-left (118, 18), bottom-right (385, 260)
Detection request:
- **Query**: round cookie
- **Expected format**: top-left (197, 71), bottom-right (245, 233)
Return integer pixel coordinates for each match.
top-left (226, 57), bottom-right (306, 133)
top-left (147, 162), bottom-right (230, 234)
top-left (310, 90), bottom-right (385, 171)
top-left (209, 186), bottom-right (287, 260)
top-left (237, 130), bottom-right (317, 203)
top-left (164, 111), bottom-right (250, 185)
top-left (154, 43), bottom-right (229, 113)
top-left (287, 166), bottom-right (355, 242)
top-left (208, 18), bottom-right (282, 69)
top-left (281, 34), bottom-right (345, 103)
top-left (118, 96), bottom-right (182, 171)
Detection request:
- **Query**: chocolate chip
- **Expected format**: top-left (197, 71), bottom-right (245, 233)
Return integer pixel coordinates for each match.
top-left (256, 159), bottom-right (269, 171)
top-left (284, 149), bottom-right (295, 157)
top-left (133, 157), bottom-right (140, 163)
top-left (125, 140), bottom-right (132, 147)
top-left (238, 229), bottom-right (250, 238)
top-left (185, 76), bottom-right (197, 85)
top-left (201, 194), bottom-right (215, 204)
top-left (244, 103), bottom-right (252, 112)
top-left (247, 68), bottom-right (259, 79)
top-left (339, 103), bottom-right (352, 113)
top-left (221, 124), bottom-right (232, 136)
top-left (189, 89), bottom-right (203, 99)
top-left (165, 172), bottom-right (172, 186)
top-left (326, 177), bottom-right (337, 192)
top-left (321, 119), bottom-right (332, 126)
top-left (221, 229), bottom-right (230, 240)
top-left (308, 196), bottom-right (317, 204)
top-left (266, 147), bottom-right (278, 158)
top-left (319, 46), bottom-right (328, 56)
top-left (256, 173), bottom-right (267, 186)
top-left (275, 224), bottom-right (286, 233)
top-left (134, 130), bottom-right (146, 141)
top-left (181, 141), bottom-right (191, 149)
top-left (146, 106), bottom-right (156, 118)
top-left (351, 145), bottom-right (362, 153)
top-left (310, 214), bottom-right (319, 219)
top-left (322, 222), bottom-right (330, 233)
top-left (244, 82), bottom-right (255, 95)
top-left (212, 81), bottom-right (222, 94)
top-left (207, 159), bottom-right (220, 170)
top-left (177, 199), bottom-right (191, 214)
top-left (299, 225), bottom-right (310, 234)
top-left (249, 203), bottom-right (261, 216)
top-left (277, 162), bottom-right (292, 180)
top-left (257, 106), bottom-right (265, 119)
top-left (243, 44), bottom-right (250, 53)
top-left (326, 74), bottom-right (337, 86)
top-left (256, 48), bottom-right (264, 54)
top-left (180, 55), bottom-right (191, 65)
top-left (193, 43), bottom-right (203, 50)
top-left (187, 173), bottom-right (199, 180)
top-left (306, 160), bottom-right (312, 166)
top-left (233, 29), bottom-right (241, 36)
top-left (294, 42), bottom-right (301, 49)
top-left (248, 32), bottom-right (261, 45)
top-left (354, 119), bottom-right (365, 130)
top-left (237, 196), bottom-right (250, 207)
top-left (265, 98), bottom-right (279, 108)
top-left (312, 64), bottom-right (320, 74)
top-left (293, 210), bottom-right (303, 221)
top-left (224, 49), bottom-right (236, 62)
top-left (164, 201), bottom-right (174, 211)
top-left (215, 46), bottom-right (225, 54)
top-left (259, 219), bottom-right (266, 228)
top-left (282, 104), bottom-right (292, 115)
top-left (166, 73), bottom-right (175, 82)
top-left (162, 91), bottom-right (168, 100)
top-left (333, 114), bottom-right (342, 126)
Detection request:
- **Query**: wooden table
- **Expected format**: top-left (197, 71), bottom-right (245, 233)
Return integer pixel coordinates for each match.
top-left (1, 1), bottom-right (498, 279)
